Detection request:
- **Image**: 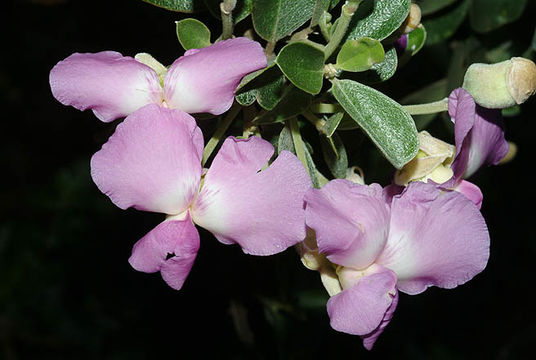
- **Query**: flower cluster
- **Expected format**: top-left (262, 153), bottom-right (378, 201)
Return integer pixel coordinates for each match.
top-left (50, 36), bottom-right (513, 350)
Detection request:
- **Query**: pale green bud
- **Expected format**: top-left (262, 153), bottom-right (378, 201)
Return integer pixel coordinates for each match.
top-left (403, 3), bottom-right (421, 34)
top-left (394, 131), bottom-right (455, 186)
top-left (135, 53), bottom-right (167, 86)
top-left (462, 57), bottom-right (536, 109)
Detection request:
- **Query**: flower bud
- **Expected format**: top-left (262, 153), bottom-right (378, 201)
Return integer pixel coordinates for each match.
top-left (135, 53), bottom-right (167, 85)
top-left (462, 57), bottom-right (536, 109)
top-left (394, 131), bottom-right (455, 186)
top-left (403, 3), bottom-right (421, 34)
top-left (345, 166), bottom-right (365, 185)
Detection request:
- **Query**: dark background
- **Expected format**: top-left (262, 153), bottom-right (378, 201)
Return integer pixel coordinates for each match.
top-left (2, 0), bottom-right (535, 359)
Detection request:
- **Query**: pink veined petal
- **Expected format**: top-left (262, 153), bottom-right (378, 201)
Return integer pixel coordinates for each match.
top-left (191, 136), bottom-right (312, 256)
top-left (90, 104), bottom-right (203, 214)
top-left (304, 180), bottom-right (390, 269)
top-left (453, 180), bottom-right (483, 209)
top-left (362, 290), bottom-right (399, 350)
top-left (326, 266), bottom-right (397, 338)
top-left (376, 182), bottom-right (490, 295)
top-left (163, 37), bottom-right (267, 115)
top-left (128, 214), bottom-right (200, 290)
top-left (49, 51), bottom-right (163, 122)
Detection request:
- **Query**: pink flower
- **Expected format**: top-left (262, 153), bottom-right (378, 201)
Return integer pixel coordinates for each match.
top-left (91, 104), bottom-right (311, 290)
top-left (49, 38), bottom-right (267, 121)
top-left (304, 180), bottom-right (489, 349)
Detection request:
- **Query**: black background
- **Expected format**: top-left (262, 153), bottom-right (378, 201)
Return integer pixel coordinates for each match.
top-left (2, 0), bottom-right (535, 359)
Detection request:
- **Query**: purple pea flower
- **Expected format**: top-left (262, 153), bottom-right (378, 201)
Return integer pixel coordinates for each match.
top-left (91, 104), bottom-right (312, 290)
top-left (49, 37), bottom-right (267, 121)
top-left (395, 88), bottom-right (509, 209)
top-left (304, 179), bottom-right (489, 349)
top-left (444, 88), bottom-right (509, 207)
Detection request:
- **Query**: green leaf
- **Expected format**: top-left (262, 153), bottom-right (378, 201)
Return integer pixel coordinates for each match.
top-left (320, 132), bottom-right (348, 179)
top-left (423, 0), bottom-right (470, 46)
top-left (254, 86), bottom-right (313, 124)
top-left (332, 79), bottom-right (418, 169)
top-left (346, 0), bottom-right (411, 41)
top-left (323, 112), bottom-right (344, 137)
top-left (406, 25), bottom-right (426, 55)
top-left (336, 37), bottom-right (385, 72)
top-left (416, 0), bottom-right (458, 16)
top-left (142, 0), bottom-right (203, 13)
top-left (203, 0), bottom-right (252, 24)
top-left (277, 125), bottom-right (295, 154)
top-left (469, 0), bottom-right (527, 33)
top-left (276, 42), bottom-right (325, 95)
top-left (347, 47), bottom-right (397, 84)
top-left (252, 0), bottom-right (316, 42)
top-left (236, 63), bottom-right (285, 110)
top-left (175, 18), bottom-right (211, 50)
top-left (278, 125), bottom-right (324, 188)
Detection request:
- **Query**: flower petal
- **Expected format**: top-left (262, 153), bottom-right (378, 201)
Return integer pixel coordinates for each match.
top-left (327, 266), bottom-right (397, 339)
top-left (128, 213), bottom-right (200, 290)
top-left (304, 180), bottom-right (390, 269)
top-left (449, 88), bottom-right (509, 179)
top-left (191, 136), bottom-right (311, 255)
top-left (163, 38), bottom-right (267, 115)
top-left (448, 88), bottom-right (476, 180)
top-left (453, 180), bottom-right (483, 209)
top-left (91, 104), bottom-right (203, 214)
top-left (362, 291), bottom-right (398, 350)
top-left (376, 182), bottom-right (490, 295)
top-left (49, 51), bottom-right (162, 122)
top-left (464, 106), bottom-right (509, 177)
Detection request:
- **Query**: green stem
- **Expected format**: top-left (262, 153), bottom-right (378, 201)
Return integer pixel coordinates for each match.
top-left (318, 11), bottom-right (331, 42)
top-left (323, 0), bottom-right (362, 60)
top-left (403, 98), bottom-right (449, 115)
top-left (302, 110), bottom-right (326, 133)
top-left (310, 102), bottom-right (343, 114)
top-left (220, 0), bottom-right (236, 40)
top-left (288, 118), bottom-right (311, 177)
top-left (202, 103), bottom-right (241, 165)
top-left (265, 41), bottom-right (276, 58)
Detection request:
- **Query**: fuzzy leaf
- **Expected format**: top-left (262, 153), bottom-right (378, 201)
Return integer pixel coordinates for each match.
top-left (320, 132), bottom-right (348, 179)
top-left (346, 0), bottom-right (411, 41)
top-left (252, 0), bottom-right (316, 42)
top-left (332, 79), bottom-right (418, 169)
top-left (254, 86), bottom-right (313, 124)
top-left (236, 63), bottom-right (285, 110)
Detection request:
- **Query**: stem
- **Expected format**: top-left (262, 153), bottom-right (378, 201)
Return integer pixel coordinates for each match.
top-left (323, 0), bottom-right (362, 60)
top-left (202, 103), bottom-right (241, 165)
top-left (302, 110), bottom-right (326, 133)
top-left (264, 41), bottom-right (276, 57)
top-left (403, 98), bottom-right (449, 115)
top-left (318, 11), bottom-right (331, 42)
top-left (310, 102), bottom-right (343, 114)
top-left (288, 118), bottom-right (311, 177)
top-left (220, 0), bottom-right (236, 40)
